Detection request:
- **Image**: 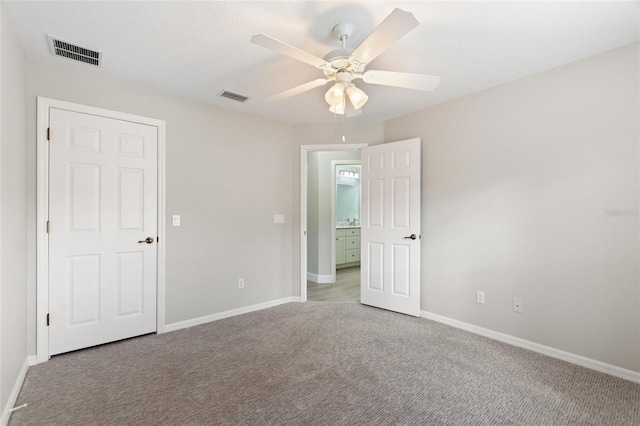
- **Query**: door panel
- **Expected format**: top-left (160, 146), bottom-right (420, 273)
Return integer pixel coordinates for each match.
top-left (118, 168), bottom-right (145, 230)
top-left (361, 138), bottom-right (421, 316)
top-left (116, 251), bottom-right (145, 317)
top-left (49, 108), bottom-right (158, 356)
top-left (68, 254), bottom-right (100, 325)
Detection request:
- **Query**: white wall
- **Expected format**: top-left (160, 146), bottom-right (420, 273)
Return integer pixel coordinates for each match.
top-left (25, 59), bottom-right (295, 350)
top-left (307, 151), bottom-right (360, 279)
top-left (0, 2), bottom-right (28, 415)
top-left (385, 43), bottom-right (640, 372)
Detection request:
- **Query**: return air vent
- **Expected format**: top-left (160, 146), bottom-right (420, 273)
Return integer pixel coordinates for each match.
top-left (218, 90), bottom-right (249, 103)
top-left (47, 35), bottom-right (102, 67)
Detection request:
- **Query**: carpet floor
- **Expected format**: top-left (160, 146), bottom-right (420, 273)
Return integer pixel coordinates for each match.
top-left (9, 302), bottom-right (640, 425)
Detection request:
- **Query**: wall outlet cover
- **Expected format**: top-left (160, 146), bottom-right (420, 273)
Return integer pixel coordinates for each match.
top-left (513, 298), bottom-right (523, 313)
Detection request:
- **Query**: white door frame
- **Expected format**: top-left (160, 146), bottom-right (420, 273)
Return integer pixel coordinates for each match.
top-left (36, 97), bottom-right (166, 363)
top-left (300, 144), bottom-right (367, 301)
top-left (330, 160), bottom-right (362, 282)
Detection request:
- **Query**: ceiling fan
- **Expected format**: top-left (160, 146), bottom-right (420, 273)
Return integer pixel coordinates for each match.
top-left (251, 8), bottom-right (441, 116)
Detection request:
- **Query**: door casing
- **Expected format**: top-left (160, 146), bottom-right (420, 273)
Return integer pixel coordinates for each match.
top-left (36, 97), bottom-right (167, 363)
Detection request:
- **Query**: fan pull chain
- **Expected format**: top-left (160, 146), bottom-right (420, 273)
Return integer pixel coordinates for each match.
top-left (342, 103), bottom-right (346, 143)
top-left (334, 109), bottom-right (338, 142)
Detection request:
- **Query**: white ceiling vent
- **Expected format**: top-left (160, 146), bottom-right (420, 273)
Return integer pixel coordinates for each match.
top-left (47, 35), bottom-right (102, 67)
top-left (218, 90), bottom-right (249, 103)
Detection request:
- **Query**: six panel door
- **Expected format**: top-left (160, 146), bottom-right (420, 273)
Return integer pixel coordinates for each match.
top-left (360, 138), bottom-right (421, 316)
top-left (48, 108), bottom-right (158, 355)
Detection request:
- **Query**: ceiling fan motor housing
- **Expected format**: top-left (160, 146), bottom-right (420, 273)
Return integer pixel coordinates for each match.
top-left (334, 70), bottom-right (352, 86)
top-left (323, 49), bottom-right (365, 79)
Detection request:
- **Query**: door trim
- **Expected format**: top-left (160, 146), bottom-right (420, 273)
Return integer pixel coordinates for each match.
top-left (300, 144), bottom-right (367, 302)
top-left (36, 97), bottom-right (166, 363)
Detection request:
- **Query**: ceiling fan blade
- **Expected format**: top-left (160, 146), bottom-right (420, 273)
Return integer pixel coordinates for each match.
top-left (251, 34), bottom-right (329, 69)
top-left (363, 70), bottom-right (441, 91)
top-left (350, 8), bottom-right (419, 65)
top-left (267, 78), bottom-right (332, 102)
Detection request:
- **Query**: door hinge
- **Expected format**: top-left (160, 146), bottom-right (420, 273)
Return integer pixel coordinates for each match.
top-left (46, 313), bottom-right (50, 326)
top-left (47, 127), bottom-right (50, 141)
top-left (46, 220), bottom-right (50, 233)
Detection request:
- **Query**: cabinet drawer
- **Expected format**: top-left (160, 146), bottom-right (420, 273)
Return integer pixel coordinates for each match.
top-left (345, 228), bottom-right (360, 236)
top-left (345, 248), bottom-right (360, 262)
top-left (336, 228), bottom-right (346, 237)
top-left (345, 236), bottom-right (360, 249)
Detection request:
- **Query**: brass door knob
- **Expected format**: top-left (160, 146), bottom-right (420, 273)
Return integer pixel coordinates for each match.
top-left (138, 237), bottom-right (154, 244)
top-left (403, 234), bottom-right (417, 240)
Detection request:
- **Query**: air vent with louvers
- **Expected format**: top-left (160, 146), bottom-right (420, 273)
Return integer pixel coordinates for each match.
top-left (47, 35), bottom-right (102, 67)
top-left (218, 91), bottom-right (249, 103)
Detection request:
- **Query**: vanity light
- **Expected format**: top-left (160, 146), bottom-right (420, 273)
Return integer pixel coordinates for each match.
top-left (338, 170), bottom-right (359, 179)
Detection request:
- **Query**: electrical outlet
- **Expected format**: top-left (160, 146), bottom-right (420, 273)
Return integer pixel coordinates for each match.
top-left (172, 215), bottom-right (181, 226)
top-left (476, 291), bottom-right (485, 304)
top-left (513, 298), bottom-right (523, 313)
top-left (238, 278), bottom-right (245, 289)
top-left (273, 214), bottom-right (285, 224)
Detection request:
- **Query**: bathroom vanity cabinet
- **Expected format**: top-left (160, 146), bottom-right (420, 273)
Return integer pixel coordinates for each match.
top-left (336, 227), bottom-right (360, 268)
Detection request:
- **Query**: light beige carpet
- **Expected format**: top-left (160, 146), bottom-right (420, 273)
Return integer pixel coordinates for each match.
top-left (9, 302), bottom-right (640, 425)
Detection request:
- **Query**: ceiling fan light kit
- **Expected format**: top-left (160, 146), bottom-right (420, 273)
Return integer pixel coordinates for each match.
top-left (325, 83), bottom-right (345, 106)
top-left (251, 8), bottom-right (441, 116)
top-left (329, 102), bottom-right (346, 115)
top-left (346, 85), bottom-right (368, 110)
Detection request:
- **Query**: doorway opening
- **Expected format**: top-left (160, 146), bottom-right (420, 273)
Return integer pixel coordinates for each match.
top-left (308, 160), bottom-right (361, 302)
top-left (300, 144), bottom-right (367, 302)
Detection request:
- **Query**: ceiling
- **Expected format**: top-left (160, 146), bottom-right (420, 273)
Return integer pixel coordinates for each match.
top-left (4, 1), bottom-right (639, 124)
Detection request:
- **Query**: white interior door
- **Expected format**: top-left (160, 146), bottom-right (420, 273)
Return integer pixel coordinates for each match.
top-left (360, 138), bottom-right (421, 316)
top-left (48, 108), bottom-right (158, 355)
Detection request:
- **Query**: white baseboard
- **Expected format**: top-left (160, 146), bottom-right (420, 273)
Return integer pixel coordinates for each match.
top-left (421, 310), bottom-right (640, 384)
top-left (163, 296), bottom-right (301, 333)
top-left (306, 272), bottom-right (334, 284)
top-left (1, 358), bottom-right (29, 426)
top-left (27, 356), bottom-right (37, 366)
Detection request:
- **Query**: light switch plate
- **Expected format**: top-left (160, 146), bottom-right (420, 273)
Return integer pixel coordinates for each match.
top-left (172, 215), bottom-right (181, 226)
top-left (273, 214), bottom-right (285, 224)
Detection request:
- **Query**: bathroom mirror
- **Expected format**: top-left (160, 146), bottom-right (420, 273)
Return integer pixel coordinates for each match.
top-left (336, 165), bottom-right (361, 226)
